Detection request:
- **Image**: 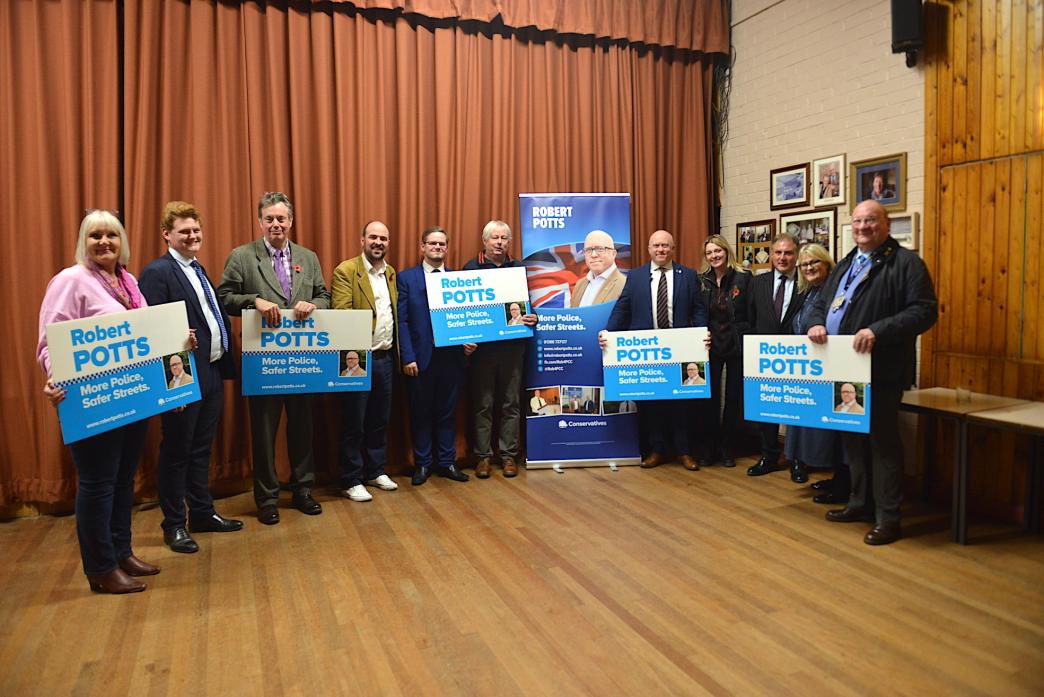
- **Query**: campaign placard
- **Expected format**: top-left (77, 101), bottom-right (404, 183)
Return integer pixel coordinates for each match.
top-left (426, 267), bottom-right (534, 346)
top-left (241, 308), bottom-right (373, 395)
top-left (46, 301), bottom-right (200, 444)
top-left (602, 327), bottom-right (711, 401)
top-left (743, 335), bottom-right (871, 433)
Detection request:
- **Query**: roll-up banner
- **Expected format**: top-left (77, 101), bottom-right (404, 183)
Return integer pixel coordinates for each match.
top-left (241, 308), bottom-right (373, 395)
top-left (742, 335), bottom-right (871, 433)
top-left (46, 301), bottom-right (200, 443)
top-left (520, 193), bottom-right (640, 468)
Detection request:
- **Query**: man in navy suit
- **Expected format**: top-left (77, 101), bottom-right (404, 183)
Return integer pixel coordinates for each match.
top-left (397, 226), bottom-right (475, 486)
top-left (745, 233), bottom-right (807, 480)
top-left (602, 229), bottom-right (707, 471)
top-left (138, 201), bottom-right (243, 554)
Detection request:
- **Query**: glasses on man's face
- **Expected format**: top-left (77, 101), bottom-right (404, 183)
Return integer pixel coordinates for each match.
top-left (798, 260), bottom-right (822, 270)
top-left (851, 216), bottom-right (880, 226)
top-left (425, 241), bottom-right (447, 248)
top-left (583, 246), bottom-right (611, 255)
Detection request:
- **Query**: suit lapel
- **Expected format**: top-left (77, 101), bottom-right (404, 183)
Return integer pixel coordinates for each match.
top-left (167, 253), bottom-right (207, 325)
top-left (356, 261), bottom-right (377, 311)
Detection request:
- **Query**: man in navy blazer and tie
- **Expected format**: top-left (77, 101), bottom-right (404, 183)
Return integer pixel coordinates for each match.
top-left (602, 229), bottom-right (707, 471)
top-left (745, 233), bottom-right (807, 480)
top-left (397, 226), bottom-right (475, 486)
top-left (138, 201), bottom-right (242, 554)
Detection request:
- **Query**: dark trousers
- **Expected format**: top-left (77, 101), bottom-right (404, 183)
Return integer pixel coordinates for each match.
top-left (339, 350), bottom-right (393, 487)
top-left (700, 350), bottom-right (743, 459)
top-left (758, 422), bottom-right (782, 463)
top-left (156, 359), bottom-right (222, 531)
top-left (842, 384), bottom-right (904, 524)
top-left (643, 401), bottom-right (691, 456)
top-left (68, 419), bottom-right (149, 575)
top-left (469, 341), bottom-right (524, 460)
top-left (248, 394), bottom-right (316, 508)
top-left (406, 349), bottom-right (463, 469)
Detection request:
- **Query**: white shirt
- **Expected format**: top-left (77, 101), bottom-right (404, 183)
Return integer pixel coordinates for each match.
top-left (422, 260), bottom-right (444, 274)
top-left (580, 263), bottom-right (618, 307)
top-left (170, 248), bottom-right (224, 363)
top-left (648, 261), bottom-right (674, 329)
top-left (363, 255), bottom-right (394, 351)
top-left (773, 268), bottom-right (797, 320)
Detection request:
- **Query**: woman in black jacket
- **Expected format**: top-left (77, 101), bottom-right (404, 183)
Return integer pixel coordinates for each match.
top-left (696, 235), bottom-right (752, 467)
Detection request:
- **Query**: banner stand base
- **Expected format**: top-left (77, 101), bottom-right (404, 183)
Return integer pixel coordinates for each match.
top-left (527, 458), bottom-right (641, 470)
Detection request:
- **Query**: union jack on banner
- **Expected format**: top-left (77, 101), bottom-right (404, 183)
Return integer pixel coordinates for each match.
top-left (525, 243), bottom-right (631, 308)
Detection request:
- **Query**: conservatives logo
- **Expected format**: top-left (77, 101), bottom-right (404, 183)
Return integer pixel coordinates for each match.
top-left (558, 420), bottom-right (568, 429)
top-left (564, 420), bottom-right (608, 428)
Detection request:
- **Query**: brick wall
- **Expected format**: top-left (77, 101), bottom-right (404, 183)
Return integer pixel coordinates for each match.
top-left (721, 0), bottom-right (925, 256)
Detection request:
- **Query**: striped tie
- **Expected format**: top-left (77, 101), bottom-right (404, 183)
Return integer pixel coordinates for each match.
top-left (656, 267), bottom-right (669, 329)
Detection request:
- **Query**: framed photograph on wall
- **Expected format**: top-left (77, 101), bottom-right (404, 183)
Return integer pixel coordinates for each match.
top-left (889, 212), bottom-right (919, 250)
top-left (812, 154), bottom-right (845, 207)
top-left (770, 163), bottom-right (810, 210)
top-left (839, 223), bottom-right (853, 258)
top-left (737, 219), bottom-right (776, 272)
top-left (780, 208), bottom-right (838, 259)
top-left (850, 153), bottom-right (907, 212)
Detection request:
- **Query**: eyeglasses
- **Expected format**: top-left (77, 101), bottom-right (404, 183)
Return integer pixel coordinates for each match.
top-left (424, 241), bottom-right (447, 248)
top-left (798, 260), bottom-right (823, 269)
top-left (851, 216), bottom-right (880, 225)
top-left (583, 246), bottom-right (612, 255)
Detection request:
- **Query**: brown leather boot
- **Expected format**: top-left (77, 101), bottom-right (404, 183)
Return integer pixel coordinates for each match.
top-left (87, 568), bottom-right (146, 594)
top-left (118, 554), bottom-right (160, 576)
top-left (502, 457), bottom-right (519, 478)
top-left (475, 457), bottom-right (492, 479)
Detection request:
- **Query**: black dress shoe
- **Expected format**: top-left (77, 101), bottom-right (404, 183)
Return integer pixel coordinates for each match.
top-left (825, 507), bottom-right (874, 523)
top-left (790, 461), bottom-right (809, 484)
top-left (864, 523), bottom-right (902, 545)
top-left (813, 492), bottom-right (849, 505)
top-left (747, 458), bottom-right (781, 476)
top-left (811, 478), bottom-right (834, 491)
top-left (163, 527), bottom-right (200, 554)
top-left (411, 465), bottom-right (431, 486)
top-left (436, 464), bottom-right (470, 482)
top-left (292, 493), bottom-right (323, 515)
top-left (190, 513), bottom-right (244, 533)
top-left (257, 506), bottom-right (280, 525)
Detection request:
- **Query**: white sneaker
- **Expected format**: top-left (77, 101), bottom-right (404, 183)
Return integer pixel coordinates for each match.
top-left (368, 474), bottom-right (399, 491)
top-left (344, 484), bottom-right (373, 502)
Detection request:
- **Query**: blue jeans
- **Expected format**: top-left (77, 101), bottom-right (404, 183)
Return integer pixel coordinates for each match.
top-left (68, 419), bottom-right (148, 575)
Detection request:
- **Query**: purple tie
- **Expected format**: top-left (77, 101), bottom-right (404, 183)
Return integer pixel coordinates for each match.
top-left (274, 249), bottom-right (291, 299)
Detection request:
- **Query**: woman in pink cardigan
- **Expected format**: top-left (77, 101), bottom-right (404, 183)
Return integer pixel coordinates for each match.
top-left (37, 210), bottom-right (161, 594)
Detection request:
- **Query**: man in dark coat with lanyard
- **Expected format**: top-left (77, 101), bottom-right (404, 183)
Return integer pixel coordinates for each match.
top-left (808, 200), bottom-right (937, 545)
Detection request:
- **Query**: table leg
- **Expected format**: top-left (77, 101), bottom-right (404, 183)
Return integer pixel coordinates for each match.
top-left (922, 413), bottom-right (936, 499)
top-left (952, 418), bottom-right (969, 544)
top-left (1027, 435), bottom-right (1041, 534)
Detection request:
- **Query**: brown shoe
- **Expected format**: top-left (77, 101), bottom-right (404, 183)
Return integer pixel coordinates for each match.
top-left (641, 452), bottom-right (666, 468)
top-left (864, 523), bottom-right (902, 546)
top-left (118, 554), bottom-right (160, 577)
top-left (503, 457), bottom-right (519, 478)
top-left (87, 568), bottom-right (146, 594)
top-left (679, 455), bottom-right (700, 471)
top-left (475, 457), bottom-right (492, 479)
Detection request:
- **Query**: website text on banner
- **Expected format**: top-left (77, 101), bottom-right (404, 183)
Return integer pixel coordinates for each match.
top-left (425, 267), bottom-right (534, 347)
top-left (520, 192), bottom-right (639, 468)
top-left (46, 301), bottom-right (200, 443)
top-left (603, 327), bottom-right (711, 401)
top-left (241, 308), bottom-right (373, 395)
top-left (742, 335), bottom-right (871, 433)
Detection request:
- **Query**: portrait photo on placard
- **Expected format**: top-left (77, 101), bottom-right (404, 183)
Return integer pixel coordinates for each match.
top-left (833, 381), bottom-right (866, 414)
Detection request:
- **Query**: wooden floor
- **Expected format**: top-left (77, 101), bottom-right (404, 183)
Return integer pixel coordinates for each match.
top-left (1, 460), bottom-right (1042, 697)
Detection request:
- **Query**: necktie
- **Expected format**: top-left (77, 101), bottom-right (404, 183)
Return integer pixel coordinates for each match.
top-left (656, 267), bottom-right (669, 329)
top-left (433, 268), bottom-right (441, 272)
top-left (774, 273), bottom-right (787, 322)
top-left (274, 249), bottom-right (292, 299)
top-left (191, 260), bottom-right (229, 352)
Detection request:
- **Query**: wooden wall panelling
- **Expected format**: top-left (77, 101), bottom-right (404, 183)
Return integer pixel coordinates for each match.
top-left (980, 0), bottom-right (997, 157)
top-left (967, 0), bottom-right (982, 161)
top-left (953, 1), bottom-right (969, 162)
top-left (1025, 154), bottom-right (1042, 364)
top-left (1029, 2), bottom-right (1044, 150)
top-left (1012, 0), bottom-right (1029, 155)
top-left (996, 0), bottom-right (1013, 156)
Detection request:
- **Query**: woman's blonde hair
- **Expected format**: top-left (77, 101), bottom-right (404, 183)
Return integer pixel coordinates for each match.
top-left (700, 234), bottom-right (748, 275)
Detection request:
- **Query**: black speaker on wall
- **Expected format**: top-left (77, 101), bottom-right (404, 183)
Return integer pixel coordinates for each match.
top-left (892, 0), bottom-right (924, 67)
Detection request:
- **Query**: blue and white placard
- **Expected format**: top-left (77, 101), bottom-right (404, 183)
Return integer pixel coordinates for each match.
top-left (426, 267), bottom-right (534, 346)
top-left (241, 308), bottom-right (373, 395)
top-left (602, 327), bottom-right (710, 401)
top-left (46, 301), bottom-right (199, 443)
top-left (743, 335), bottom-right (871, 433)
